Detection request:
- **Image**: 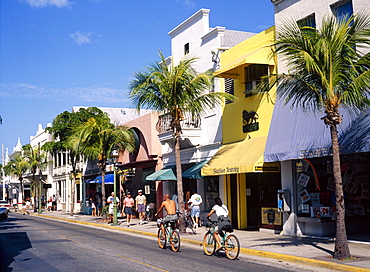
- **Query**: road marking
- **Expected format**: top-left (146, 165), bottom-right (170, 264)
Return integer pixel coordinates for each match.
top-left (61, 237), bottom-right (82, 244)
top-left (117, 255), bottom-right (169, 272)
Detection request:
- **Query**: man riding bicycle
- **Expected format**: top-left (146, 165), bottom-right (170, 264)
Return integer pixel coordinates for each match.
top-left (155, 194), bottom-right (178, 231)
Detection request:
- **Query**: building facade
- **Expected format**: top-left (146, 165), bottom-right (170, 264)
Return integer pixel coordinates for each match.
top-left (267, 0), bottom-right (370, 236)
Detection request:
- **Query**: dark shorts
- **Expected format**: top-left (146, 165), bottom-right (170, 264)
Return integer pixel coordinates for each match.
top-left (124, 207), bottom-right (133, 215)
top-left (137, 204), bottom-right (145, 213)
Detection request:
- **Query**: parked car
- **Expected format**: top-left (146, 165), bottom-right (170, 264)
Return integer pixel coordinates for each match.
top-left (0, 208), bottom-right (8, 221)
top-left (0, 200), bottom-right (11, 211)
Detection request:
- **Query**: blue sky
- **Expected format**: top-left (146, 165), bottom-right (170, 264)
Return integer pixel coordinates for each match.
top-left (0, 0), bottom-right (274, 158)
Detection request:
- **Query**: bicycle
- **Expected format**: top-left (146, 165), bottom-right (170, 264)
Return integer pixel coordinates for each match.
top-left (157, 218), bottom-right (180, 252)
top-left (202, 220), bottom-right (240, 260)
top-left (143, 203), bottom-right (155, 222)
top-left (180, 210), bottom-right (196, 234)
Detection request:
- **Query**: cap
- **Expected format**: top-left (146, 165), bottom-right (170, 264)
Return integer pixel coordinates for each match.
top-left (138, 189), bottom-right (142, 193)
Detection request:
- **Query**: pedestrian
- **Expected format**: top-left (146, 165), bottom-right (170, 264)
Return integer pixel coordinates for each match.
top-left (95, 192), bottom-right (102, 216)
top-left (47, 196), bottom-right (52, 211)
top-left (90, 197), bottom-right (97, 216)
top-left (12, 197), bottom-right (18, 211)
top-left (107, 192), bottom-right (119, 223)
top-left (135, 189), bottom-right (146, 225)
top-left (188, 190), bottom-right (203, 228)
top-left (52, 195), bottom-right (57, 211)
top-left (41, 194), bottom-right (45, 210)
top-left (172, 192), bottom-right (179, 211)
top-left (26, 198), bottom-right (31, 209)
top-left (123, 192), bottom-right (134, 227)
top-left (22, 199), bottom-right (29, 215)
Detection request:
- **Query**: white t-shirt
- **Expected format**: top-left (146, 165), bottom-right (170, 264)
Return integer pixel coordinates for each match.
top-left (188, 193), bottom-right (202, 207)
top-left (135, 194), bottom-right (146, 205)
top-left (212, 204), bottom-right (229, 217)
top-left (107, 196), bottom-right (119, 207)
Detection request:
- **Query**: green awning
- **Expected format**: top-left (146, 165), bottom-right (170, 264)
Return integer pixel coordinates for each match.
top-left (182, 161), bottom-right (208, 179)
top-left (145, 166), bottom-right (177, 181)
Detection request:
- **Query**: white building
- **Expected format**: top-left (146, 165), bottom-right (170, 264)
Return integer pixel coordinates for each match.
top-left (267, 0), bottom-right (370, 237)
top-left (155, 9), bottom-right (255, 219)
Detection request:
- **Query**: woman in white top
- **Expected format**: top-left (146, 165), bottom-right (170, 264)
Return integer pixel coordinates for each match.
top-left (206, 197), bottom-right (229, 250)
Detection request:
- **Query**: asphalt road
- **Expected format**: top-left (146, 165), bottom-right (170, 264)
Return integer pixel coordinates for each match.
top-left (1, 213), bottom-right (318, 272)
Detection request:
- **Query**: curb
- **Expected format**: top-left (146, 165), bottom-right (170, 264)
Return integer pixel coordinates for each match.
top-left (28, 212), bottom-right (370, 272)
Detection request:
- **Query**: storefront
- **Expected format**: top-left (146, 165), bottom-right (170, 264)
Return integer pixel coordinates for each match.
top-left (202, 136), bottom-right (281, 230)
top-left (264, 99), bottom-right (370, 237)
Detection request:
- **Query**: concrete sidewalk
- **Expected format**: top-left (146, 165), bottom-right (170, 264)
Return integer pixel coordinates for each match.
top-left (16, 210), bottom-right (370, 272)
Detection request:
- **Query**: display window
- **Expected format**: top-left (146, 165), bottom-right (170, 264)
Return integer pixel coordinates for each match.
top-left (295, 153), bottom-right (370, 219)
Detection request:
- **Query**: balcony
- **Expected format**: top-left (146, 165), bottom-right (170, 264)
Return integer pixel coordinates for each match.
top-left (156, 113), bottom-right (202, 148)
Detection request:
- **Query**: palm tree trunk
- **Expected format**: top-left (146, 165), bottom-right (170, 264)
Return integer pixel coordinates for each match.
top-left (330, 123), bottom-right (351, 259)
top-left (101, 171), bottom-right (106, 218)
top-left (175, 133), bottom-right (186, 233)
top-left (70, 177), bottom-right (75, 217)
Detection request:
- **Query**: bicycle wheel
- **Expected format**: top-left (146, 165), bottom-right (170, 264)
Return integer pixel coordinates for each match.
top-left (202, 231), bottom-right (215, 256)
top-left (186, 217), bottom-right (196, 234)
top-left (224, 234), bottom-right (240, 260)
top-left (157, 228), bottom-right (166, 249)
top-left (170, 230), bottom-right (180, 252)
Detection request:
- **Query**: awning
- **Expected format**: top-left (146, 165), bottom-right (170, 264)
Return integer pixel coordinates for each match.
top-left (146, 166), bottom-right (177, 181)
top-left (182, 161), bottom-right (208, 179)
top-left (87, 174), bottom-right (114, 184)
top-left (263, 97), bottom-right (366, 162)
top-left (213, 47), bottom-right (275, 79)
top-left (201, 136), bottom-right (280, 176)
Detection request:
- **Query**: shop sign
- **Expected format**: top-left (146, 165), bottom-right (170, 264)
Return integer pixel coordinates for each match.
top-left (254, 166), bottom-right (280, 172)
top-left (261, 207), bottom-right (281, 225)
top-left (299, 147), bottom-right (332, 158)
top-left (212, 167), bottom-right (240, 175)
top-left (242, 110), bottom-right (259, 133)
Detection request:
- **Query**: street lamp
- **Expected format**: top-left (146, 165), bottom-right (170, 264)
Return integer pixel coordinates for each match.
top-left (110, 150), bottom-right (119, 226)
top-left (38, 170), bottom-right (42, 214)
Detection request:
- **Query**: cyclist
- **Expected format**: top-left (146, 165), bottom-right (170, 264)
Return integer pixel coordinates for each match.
top-left (155, 194), bottom-right (178, 233)
top-left (206, 197), bottom-right (230, 251)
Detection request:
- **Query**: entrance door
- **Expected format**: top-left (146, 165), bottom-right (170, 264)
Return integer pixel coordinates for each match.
top-left (246, 174), bottom-right (260, 230)
top-left (230, 174), bottom-right (238, 229)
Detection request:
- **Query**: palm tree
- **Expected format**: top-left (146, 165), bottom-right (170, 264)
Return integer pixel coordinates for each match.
top-left (68, 117), bottom-right (135, 209)
top-left (257, 14), bottom-right (370, 259)
top-left (129, 52), bottom-right (234, 231)
top-left (4, 154), bottom-right (30, 205)
top-left (45, 107), bottom-right (111, 216)
top-left (23, 144), bottom-right (47, 213)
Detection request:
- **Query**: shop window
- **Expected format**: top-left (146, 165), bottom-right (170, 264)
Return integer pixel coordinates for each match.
top-left (297, 13), bottom-right (316, 29)
top-left (225, 78), bottom-right (234, 104)
top-left (204, 177), bottom-right (219, 212)
top-left (244, 64), bottom-right (268, 97)
top-left (332, 0), bottom-right (353, 22)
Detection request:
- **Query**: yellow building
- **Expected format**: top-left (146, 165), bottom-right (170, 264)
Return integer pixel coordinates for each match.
top-left (202, 27), bottom-right (281, 231)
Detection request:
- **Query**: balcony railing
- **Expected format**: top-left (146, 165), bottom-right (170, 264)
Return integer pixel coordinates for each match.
top-left (156, 113), bottom-right (201, 134)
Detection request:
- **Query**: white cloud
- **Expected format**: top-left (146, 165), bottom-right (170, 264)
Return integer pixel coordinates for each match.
top-left (69, 31), bottom-right (94, 45)
top-left (0, 83), bottom-right (129, 104)
top-left (24, 0), bottom-right (72, 8)
top-left (176, 0), bottom-right (195, 9)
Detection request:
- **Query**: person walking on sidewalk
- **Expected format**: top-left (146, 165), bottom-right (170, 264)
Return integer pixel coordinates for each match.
top-left (107, 192), bottom-right (119, 223)
top-left (123, 192), bottom-right (134, 227)
top-left (188, 190), bottom-right (202, 228)
top-left (135, 189), bottom-right (146, 225)
top-left (52, 195), bottom-right (57, 211)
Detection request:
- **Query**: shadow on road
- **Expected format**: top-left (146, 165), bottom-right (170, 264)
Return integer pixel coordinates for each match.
top-left (0, 217), bottom-right (32, 272)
